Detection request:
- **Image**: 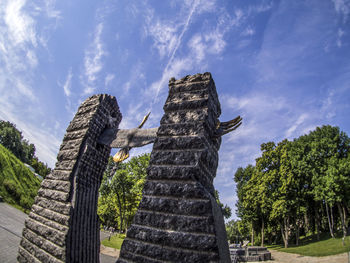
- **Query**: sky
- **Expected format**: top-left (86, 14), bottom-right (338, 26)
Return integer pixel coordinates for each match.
top-left (0, 0), bottom-right (350, 220)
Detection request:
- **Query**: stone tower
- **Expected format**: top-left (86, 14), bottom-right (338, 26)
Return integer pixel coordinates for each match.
top-left (18, 95), bottom-right (121, 263)
top-left (117, 72), bottom-right (231, 263)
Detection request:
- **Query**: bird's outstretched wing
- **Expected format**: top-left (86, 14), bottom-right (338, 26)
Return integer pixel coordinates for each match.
top-left (214, 115), bottom-right (242, 137)
top-left (138, 112), bottom-right (151, 128)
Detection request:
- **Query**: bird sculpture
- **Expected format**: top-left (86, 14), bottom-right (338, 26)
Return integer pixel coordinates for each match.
top-left (98, 113), bottom-right (242, 163)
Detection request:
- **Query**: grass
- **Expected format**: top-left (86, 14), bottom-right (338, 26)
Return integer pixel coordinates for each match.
top-left (268, 234), bottom-right (350, 257)
top-left (101, 233), bottom-right (126, 250)
top-left (0, 144), bottom-right (41, 213)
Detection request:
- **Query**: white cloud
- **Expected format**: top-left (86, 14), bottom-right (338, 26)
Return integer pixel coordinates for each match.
top-left (147, 20), bottom-right (179, 58)
top-left (63, 68), bottom-right (73, 97)
top-left (145, 0), bottom-right (200, 108)
top-left (332, 0), bottom-right (350, 22)
top-left (44, 0), bottom-right (61, 20)
top-left (4, 0), bottom-right (37, 47)
top-left (205, 31), bottom-right (226, 55)
top-left (16, 80), bottom-right (36, 101)
top-left (123, 81), bottom-right (131, 94)
top-left (337, 28), bottom-right (345, 47)
top-left (104, 73), bottom-right (115, 87)
top-left (82, 23), bottom-right (106, 94)
top-left (0, 102), bottom-right (61, 167)
top-left (26, 49), bottom-right (38, 67)
top-left (285, 113), bottom-right (309, 138)
top-left (0, 0), bottom-right (62, 167)
top-left (242, 26), bottom-right (255, 36)
top-left (145, 0), bottom-right (246, 112)
top-left (248, 2), bottom-right (274, 14)
top-left (188, 34), bottom-right (206, 62)
top-left (83, 86), bottom-right (95, 95)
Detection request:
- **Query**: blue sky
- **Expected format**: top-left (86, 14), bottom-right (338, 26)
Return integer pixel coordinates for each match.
top-left (1, 0), bottom-right (349, 220)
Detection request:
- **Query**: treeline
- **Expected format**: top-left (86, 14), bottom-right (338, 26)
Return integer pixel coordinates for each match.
top-left (0, 120), bottom-right (52, 178)
top-left (234, 125), bottom-right (350, 248)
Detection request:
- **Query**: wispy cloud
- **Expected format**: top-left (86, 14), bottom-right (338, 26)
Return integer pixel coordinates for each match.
top-left (247, 1), bottom-right (274, 14)
top-left (337, 28), bottom-right (345, 47)
top-left (146, 19), bottom-right (179, 59)
top-left (104, 73), bottom-right (115, 87)
top-left (188, 8), bottom-right (244, 62)
top-left (332, 0), bottom-right (350, 22)
top-left (214, 1), bottom-right (350, 205)
top-left (241, 26), bottom-right (255, 36)
top-left (0, 0), bottom-right (61, 167)
top-left (62, 68), bottom-right (73, 97)
top-left (143, 0), bottom-right (202, 108)
top-left (44, 0), bottom-right (61, 20)
top-left (4, 0), bottom-right (37, 47)
top-left (144, 0), bottom-right (247, 111)
top-left (82, 23), bottom-right (106, 95)
top-left (285, 113), bottom-right (309, 138)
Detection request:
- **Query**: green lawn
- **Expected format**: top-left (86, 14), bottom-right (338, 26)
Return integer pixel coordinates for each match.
top-left (268, 235), bottom-right (350, 257)
top-left (101, 233), bottom-right (125, 250)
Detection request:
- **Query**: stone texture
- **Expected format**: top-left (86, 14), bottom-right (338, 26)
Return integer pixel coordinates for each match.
top-left (18, 94), bottom-right (121, 263)
top-left (18, 73), bottom-right (231, 263)
top-left (117, 72), bottom-right (231, 263)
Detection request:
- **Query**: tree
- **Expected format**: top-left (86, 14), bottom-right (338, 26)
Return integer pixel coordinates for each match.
top-left (97, 154), bottom-right (150, 232)
top-left (226, 220), bottom-right (242, 244)
top-left (215, 190), bottom-right (232, 219)
top-left (234, 165), bottom-right (256, 244)
top-left (233, 125), bottom-right (350, 248)
top-left (0, 120), bottom-right (36, 163)
top-left (307, 126), bottom-right (350, 240)
top-left (31, 157), bottom-right (52, 178)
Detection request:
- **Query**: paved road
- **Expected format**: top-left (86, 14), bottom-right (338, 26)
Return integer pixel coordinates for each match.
top-left (0, 202), bottom-right (117, 263)
top-left (0, 202), bottom-right (28, 263)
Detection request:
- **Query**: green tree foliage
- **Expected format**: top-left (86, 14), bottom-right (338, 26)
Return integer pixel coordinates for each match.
top-left (226, 220), bottom-right (242, 244)
top-left (98, 154), bottom-right (150, 232)
top-left (214, 190), bottom-right (232, 219)
top-left (234, 125), bottom-right (350, 248)
top-left (30, 156), bottom-right (52, 178)
top-left (0, 120), bottom-right (51, 178)
top-left (0, 120), bottom-right (35, 163)
top-left (0, 144), bottom-right (41, 212)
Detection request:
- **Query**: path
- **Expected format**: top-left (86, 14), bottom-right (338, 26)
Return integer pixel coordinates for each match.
top-left (0, 202), bottom-right (118, 263)
top-left (2, 202), bottom-right (346, 263)
top-left (0, 202), bottom-right (28, 263)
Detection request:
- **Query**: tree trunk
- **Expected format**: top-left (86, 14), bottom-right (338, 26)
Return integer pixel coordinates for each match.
top-left (281, 216), bottom-right (289, 248)
top-left (261, 217), bottom-right (265, 247)
top-left (325, 202), bottom-right (335, 238)
top-left (115, 192), bottom-right (123, 232)
top-left (304, 213), bottom-right (309, 234)
top-left (295, 219), bottom-right (300, 246)
top-left (251, 221), bottom-right (254, 246)
top-left (315, 208), bottom-right (320, 241)
top-left (337, 202), bottom-right (347, 246)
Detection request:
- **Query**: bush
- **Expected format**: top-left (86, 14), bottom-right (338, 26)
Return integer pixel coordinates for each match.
top-left (20, 196), bottom-right (33, 210)
top-left (3, 179), bottom-right (21, 201)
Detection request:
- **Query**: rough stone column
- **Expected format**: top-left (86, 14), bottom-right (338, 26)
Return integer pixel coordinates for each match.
top-left (18, 94), bottom-right (121, 263)
top-left (117, 73), bottom-right (231, 263)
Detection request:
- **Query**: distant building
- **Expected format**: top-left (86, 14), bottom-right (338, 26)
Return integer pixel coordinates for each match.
top-left (24, 163), bottom-right (43, 181)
